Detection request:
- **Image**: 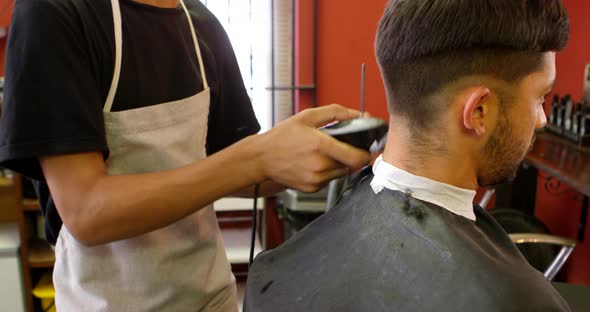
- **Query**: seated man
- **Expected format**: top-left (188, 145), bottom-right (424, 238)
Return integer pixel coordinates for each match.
top-left (245, 0), bottom-right (572, 311)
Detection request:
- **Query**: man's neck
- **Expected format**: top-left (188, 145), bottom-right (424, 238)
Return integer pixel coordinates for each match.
top-left (133, 0), bottom-right (180, 9)
top-left (381, 121), bottom-right (479, 190)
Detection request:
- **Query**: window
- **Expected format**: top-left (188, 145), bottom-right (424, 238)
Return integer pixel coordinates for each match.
top-left (204, 0), bottom-right (293, 132)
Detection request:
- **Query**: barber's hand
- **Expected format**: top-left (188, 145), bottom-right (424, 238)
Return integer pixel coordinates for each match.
top-left (257, 104), bottom-right (371, 193)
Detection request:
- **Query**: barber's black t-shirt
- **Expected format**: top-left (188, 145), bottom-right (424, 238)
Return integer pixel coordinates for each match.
top-left (0, 0), bottom-right (260, 244)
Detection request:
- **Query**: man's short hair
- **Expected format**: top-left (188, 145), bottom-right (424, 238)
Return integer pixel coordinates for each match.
top-left (376, 0), bottom-right (569, 128)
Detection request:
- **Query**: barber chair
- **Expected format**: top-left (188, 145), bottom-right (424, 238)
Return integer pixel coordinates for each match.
top-left (480, 189), bottom-right (576, 281)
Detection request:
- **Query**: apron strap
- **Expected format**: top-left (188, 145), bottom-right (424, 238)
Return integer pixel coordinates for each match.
top-left (104, 0), bottom-right (209, 113)
top-left (104, 0), bottom-right (123, 113)
top-left (180, 0), bottom-right (209, 90)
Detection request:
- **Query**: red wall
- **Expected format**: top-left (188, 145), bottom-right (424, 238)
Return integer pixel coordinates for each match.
top-left (553, 0), bottom-right (590, 100)
top-left (0, 38), bottom-right (6, 75)
top-left (315, 0), bottom-right (389, 119)
top-left (307, 0), bottom-right (590, 285)
top-left (0, 0), bottom-right (13, 75)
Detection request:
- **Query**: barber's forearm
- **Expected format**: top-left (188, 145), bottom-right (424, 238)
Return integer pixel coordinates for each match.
top-left (45, 105), bottom-right (371, 246)
top-left (69, 136), bottom-right (264, 246)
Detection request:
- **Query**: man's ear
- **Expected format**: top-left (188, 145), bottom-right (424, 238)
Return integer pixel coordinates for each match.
top-left (462, 87), bottom-right (492, 137)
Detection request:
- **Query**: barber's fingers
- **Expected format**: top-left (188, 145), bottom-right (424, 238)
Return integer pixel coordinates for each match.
top-left (320, 167), bottom-right (351, 182)
top-left (296, 104), bottom-right (362, 128)
top-left (315, 132), bottom-right (371, 170)
top-left (361, 111), bottom-right (372, 118)
top-left (306, 154), bottom-right (348, 172)
top-left (298, 167), bottom-right (350, 193)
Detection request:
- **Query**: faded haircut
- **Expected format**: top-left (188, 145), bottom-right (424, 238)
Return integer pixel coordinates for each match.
top-left (375, 0), bottom-right (569, 130)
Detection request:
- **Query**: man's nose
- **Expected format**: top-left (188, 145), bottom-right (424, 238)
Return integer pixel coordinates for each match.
top-left (536, 107), bottom-right (548, 129)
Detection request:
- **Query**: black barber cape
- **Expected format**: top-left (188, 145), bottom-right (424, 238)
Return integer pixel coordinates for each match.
top-left (245, 171), bottom-right (570, 312)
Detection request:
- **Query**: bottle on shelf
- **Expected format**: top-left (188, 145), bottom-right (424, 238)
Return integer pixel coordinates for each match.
top-left (550, 94), bottom-right (560, 125)
top-left (564, 96), bottom-right (574, 131)
top-left (581, 103), bottom-right (590, 136)
top-left (572, 102), bottom-right (583, 135)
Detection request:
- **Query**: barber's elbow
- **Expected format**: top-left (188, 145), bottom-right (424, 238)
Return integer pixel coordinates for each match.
top-left (63, 221), bottom-right (102, 247)
top-left (60, 207), bottom-right (104, 247)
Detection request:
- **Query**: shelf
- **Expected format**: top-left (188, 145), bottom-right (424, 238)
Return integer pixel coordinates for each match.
top-left (28, 239), bottom-right (55, 268)
top-left (23, 199), bottom-right (40, 212)
top-left (526, 132), bottom-right (590, 197)
top-left (0, 176), bottom-right (13, 187)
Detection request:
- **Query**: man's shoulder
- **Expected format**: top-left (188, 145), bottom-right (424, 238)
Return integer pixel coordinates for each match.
top-left (245, 184), bottom-right (450, 306)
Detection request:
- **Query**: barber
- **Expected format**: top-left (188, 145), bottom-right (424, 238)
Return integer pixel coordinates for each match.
top-left (0, 0), bottom-right (370, 311)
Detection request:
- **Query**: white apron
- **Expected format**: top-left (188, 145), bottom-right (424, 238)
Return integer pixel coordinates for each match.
top-left (52, 0), bottom-right (237, 311)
